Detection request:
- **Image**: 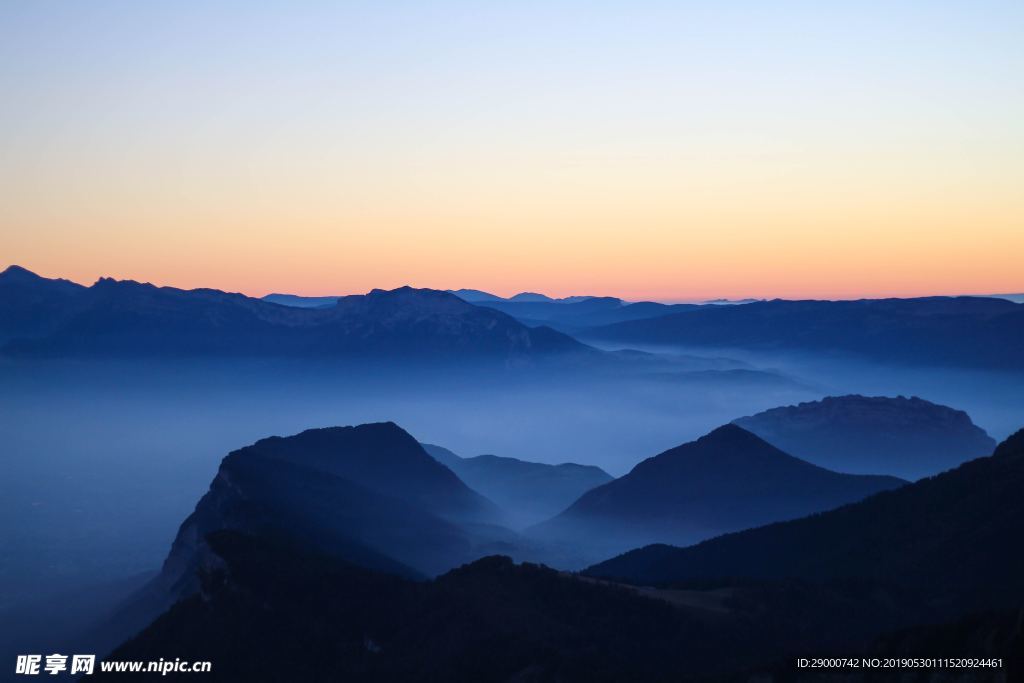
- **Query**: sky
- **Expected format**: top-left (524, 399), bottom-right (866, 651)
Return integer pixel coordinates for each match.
top-left (1, 1), bottom-right (1022, 301)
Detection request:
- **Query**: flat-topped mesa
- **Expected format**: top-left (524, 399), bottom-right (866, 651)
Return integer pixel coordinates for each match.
top-left (734, 394), bottom-right (996, 479)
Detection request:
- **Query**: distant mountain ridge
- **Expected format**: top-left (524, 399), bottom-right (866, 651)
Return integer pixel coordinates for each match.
top-left (0, 266), bottom-right (588, 361)
top-left (734, 395), bottom-right (996, 479)
top-left (261, 293), bottom-right (339, 308)
top-left (421, 443), bottom-right (613, 528)
top-left (470, 296), bottom-right (704, 333)
top-left (530, 424), bottom-right (904, 562)
top-left (586, 296), bottom-right (1024, 370)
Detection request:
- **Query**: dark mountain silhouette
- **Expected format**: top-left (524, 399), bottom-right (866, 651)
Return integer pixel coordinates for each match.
top-left (734, 395), bottom-right (996, 479)
top-left (530, 425), bottom-right (904, 562)
top-left (421, 443), bottom-right (613, 528)
top-left (0, 265), bottom-right (87, 341)
top-left (98, 532), bottom-right (942, 682)
top-left (157, 423), bottom-right (514, 598)
top-left (0, 267), bottom-right (588, 361)
top-left (586, 296), bottom-right (1024, 370)
top-left (586, 429), bottom-right (1024, 620)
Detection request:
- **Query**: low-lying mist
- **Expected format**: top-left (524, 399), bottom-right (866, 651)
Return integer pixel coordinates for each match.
top-left (1, 347), bottom-right (1020, 611)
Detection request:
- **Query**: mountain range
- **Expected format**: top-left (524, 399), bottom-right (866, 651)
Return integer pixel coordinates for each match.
top-left (734, 394), bottom-right (996, 479)
top-left (0, 266), bottom-right (587, 362)
top-left (7, 266), bottom-right (1022, 371)
top-left (421, 443), bottom-right (613, 528)
top-left (585, 296), bottom-right (1024, 370)
top-left (529, 424), bottom-right (905, 561)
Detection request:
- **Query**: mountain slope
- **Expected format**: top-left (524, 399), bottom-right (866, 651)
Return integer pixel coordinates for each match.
top-left (586, 297), bottom-right (1024, 370)
top-left (586, 429), bottom-right (1024, 617)
top-left (0, 268), bottom-right (589, 361)
top-left (158, 423), bottom-right (513, 596)
top-left (734, 395), bottom-right (996, 479)
top-left (530, 425), bottom-right (904, 562)
top-left (421, 443), bottom-right (613, 528)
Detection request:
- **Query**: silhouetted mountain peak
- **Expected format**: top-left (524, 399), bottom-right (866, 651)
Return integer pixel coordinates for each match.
top-left (629, 423), bottom-right (803, 479)
top-left (531, 424), bottom-right (904, 562)
top-left (510, 292), bottom-right (553, 302)
top-left (695, 422), bottom-right (758, 446)
top-left (156, 421), bottom-right (512, 601)
top-left (448, 288), bottom-right (503, 302)
top-left (236, 422), bottom-right (492, 517)
top-left (0, 264), bottom-right (42, 282)
top-left (0, 264), bottom-right (83, 290)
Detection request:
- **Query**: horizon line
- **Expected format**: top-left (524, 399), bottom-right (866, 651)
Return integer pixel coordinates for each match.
top-left (5, 263), bottom-right (1023, 305)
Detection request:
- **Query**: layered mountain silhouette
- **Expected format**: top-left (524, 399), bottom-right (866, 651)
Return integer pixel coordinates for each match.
top-left (421, 443), bottom-right (613, 528)
top-left (0, 266), bottom-right (587, 361)
top-left (586, 429), bottom-right (1024, 619)
top-left (157, 422), bottom-right (515, 598)
top-left (529, 425), bottom-right (904, 561)
top-left (586, 296), bottom-right (1024, 370)
top-left (95, 426), bottom-right (1024, 680)
top-left (734, 395), bottom-right (996, 479)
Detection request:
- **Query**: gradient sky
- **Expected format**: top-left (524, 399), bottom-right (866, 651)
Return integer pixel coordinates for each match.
top-left (1, 1), bottom-right (1022, 300)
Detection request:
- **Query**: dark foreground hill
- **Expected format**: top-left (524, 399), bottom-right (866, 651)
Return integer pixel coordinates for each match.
top-left (421, 443), bottom-right (613, 528)
top-left (585, 296), bottom-right (1024, 370)
top-left (529, 425), bottom-right (903, 562)
top-left (0, 266), bottom-right (588, 362)
top-left (734, 395), bottom-right (996, 479)
top-left (97, 531), bottom-right (945, 683)
top-left (586, 429), bottom-right (1024, 620)
top-left (100, 531), bottom-right (1023, 682)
